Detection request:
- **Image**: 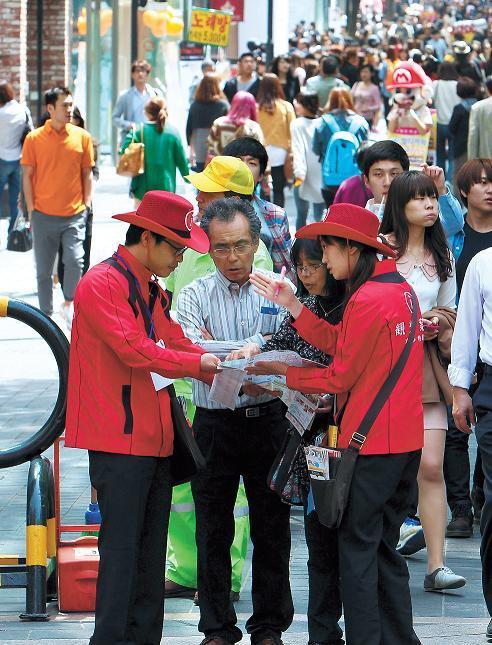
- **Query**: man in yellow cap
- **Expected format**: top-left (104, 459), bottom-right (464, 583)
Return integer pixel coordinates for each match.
top-left (164, 157), bottom-right (272, 601)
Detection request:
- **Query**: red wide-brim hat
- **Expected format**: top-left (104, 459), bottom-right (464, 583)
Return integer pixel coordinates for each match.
top-left (113, 190), bottom-right (209, 254)
top-left (296, 203), bottom-right (397, 258)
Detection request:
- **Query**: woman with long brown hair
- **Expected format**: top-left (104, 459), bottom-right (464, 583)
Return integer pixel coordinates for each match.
top-left (257, 73), bottom-right (295, 207)
top-left (186, 74), bottom-right (228, 171)
top-left (313, 87), bottom-right (369, 207)
top-left (121, 97), bottom-right (189, 206)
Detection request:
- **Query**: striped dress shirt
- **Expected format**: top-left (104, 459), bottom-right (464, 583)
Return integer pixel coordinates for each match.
top-left (176, 268), bottom-right (290, 410)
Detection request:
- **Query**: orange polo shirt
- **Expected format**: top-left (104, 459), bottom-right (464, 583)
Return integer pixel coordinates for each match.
top-left (21, 120), bottom-right (94, 216)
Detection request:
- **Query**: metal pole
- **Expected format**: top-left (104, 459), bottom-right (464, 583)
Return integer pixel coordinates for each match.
top-left (131, 0), bottom-right (139, 64)
top-left (266, 0), bottom-right (274, 67)
top-left (36, 0), bottom-right (43, 124)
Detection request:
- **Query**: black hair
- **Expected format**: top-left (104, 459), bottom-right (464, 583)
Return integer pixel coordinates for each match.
top-left (201, 198), bottom-right (261, 241)
top-left (125, 224), bottom-right (166, 246)
top-left (290, 238), bottom-right (346, 302)
top-left (362, 140), bottom-right (410, 177)
top-left (380, 171), bottom-right (452, 282)
top-left (72, 106), bottom-right (85, 129)
top-left (294, 91), bottom-right (319, 116)
top-left (356, 140), bottom-right (373, 171)
top-left (238, 52), bottom-right (255, 62)
top-left (45, 86), bottom-right (71, 108)
top-left (320, 236), bottom-right (377, 307)
top-left (457, 76), bottom-right (478, 98)
top-left (322, 56), bottom-right (339, 75)
top-left (222, 137), bottom-right (269, 176)
top-left (486, 75), bottom-right (492, 94)
top-left (270, 55), bottom-right (295, 84)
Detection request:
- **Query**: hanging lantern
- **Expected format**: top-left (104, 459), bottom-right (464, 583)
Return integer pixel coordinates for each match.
top-left (77, 7), bottom-right (87, 36)
top-left (166, 17), bottom-right (183, 36)
top-left (100, 8), bottom-right (113, 36)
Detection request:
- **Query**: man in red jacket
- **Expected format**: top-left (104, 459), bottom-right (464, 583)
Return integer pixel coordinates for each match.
top-left (65, 190), bottom-right (221, 645)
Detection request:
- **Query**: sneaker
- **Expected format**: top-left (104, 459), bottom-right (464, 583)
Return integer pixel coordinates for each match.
top-left (446, 504), bottom-right (473, 538)
top-left (59, 302), bottom-right (74, 332)
top-left (472, 485), bottom-right (485, 524)
top-left (397, 518), bottom-right (426, 556)
top-left (424, 566), bottom-right (466, 591)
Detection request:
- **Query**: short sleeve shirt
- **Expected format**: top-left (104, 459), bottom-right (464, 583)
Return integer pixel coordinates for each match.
top-left (21, 120), bottom-right (94, 216)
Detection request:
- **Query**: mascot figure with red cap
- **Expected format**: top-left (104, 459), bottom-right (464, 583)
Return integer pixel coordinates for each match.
top-left (387, 61), bottom-right (434, 163)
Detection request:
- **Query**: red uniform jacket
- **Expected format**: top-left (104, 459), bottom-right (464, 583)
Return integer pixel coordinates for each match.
top-left (286, 260), bottom-right (424, 455)
top-left (65, 245), bottom-right (211, 457)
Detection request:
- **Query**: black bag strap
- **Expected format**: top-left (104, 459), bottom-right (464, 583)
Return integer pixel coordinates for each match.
top-left (103, 256), bottom-right (179, 400)
top-left (346, 279), bottom-right (418, 453)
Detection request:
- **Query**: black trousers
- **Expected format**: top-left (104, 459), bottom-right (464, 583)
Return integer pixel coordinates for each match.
top-left (88, 451), bottom-right (173, 645)
top-left (191, 402), bottom-right (294, 644)
top-left (321, 187), bottom-right (338, 209)
top-left (473, 370), bottom-right (492, 614)
top-left (338, 451), bottom-right (422, 645)
top-left (303, 501), bottom-right (344, 644)
top-left (270, 165), bottom-right (287, 208)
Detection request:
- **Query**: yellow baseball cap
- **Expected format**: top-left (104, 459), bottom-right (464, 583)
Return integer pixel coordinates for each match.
top-left (185, 156), bottom-right (254, 195)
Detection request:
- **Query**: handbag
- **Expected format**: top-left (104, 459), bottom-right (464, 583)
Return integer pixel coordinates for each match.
top-left (103, 256), bottom-right (206, 485)
top-left (310, 277), bottom-right (418, 529)
top-left (116, 124), bottom-right (145, 177)
top-left (7, 211), bottom-right (32, 252)
top-left (267, 429), bottom-right (305, 506)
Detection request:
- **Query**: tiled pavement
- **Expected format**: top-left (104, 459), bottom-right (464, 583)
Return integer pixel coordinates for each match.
top-left (0, 168), bottom-right (490, 643)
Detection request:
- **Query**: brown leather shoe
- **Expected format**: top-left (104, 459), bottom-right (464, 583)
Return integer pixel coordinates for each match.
top-left (200, 637), bottom-right (234, 645)
top-left (164, 578), bottom-right (196, 599)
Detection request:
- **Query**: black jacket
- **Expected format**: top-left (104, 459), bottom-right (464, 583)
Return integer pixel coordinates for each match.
top-left (223, 76), bottom-right (260, 103)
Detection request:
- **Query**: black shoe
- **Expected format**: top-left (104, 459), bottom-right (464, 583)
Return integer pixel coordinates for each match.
top-left (194, 590), bottom-right (240, 606)
top-left (446, 504), bottom-right (473, 538)
top-left (486, 618), bottom-right (492, 638)
top-left (472, 485), bottom-right (485, 524)
top-left (164, 578), bottom-right (196, 599)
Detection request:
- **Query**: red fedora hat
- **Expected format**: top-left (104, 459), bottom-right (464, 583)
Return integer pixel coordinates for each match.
top-left (113, 190), bottom-right (210, 254)
top-left (296, 203), bottom-right (397, 258)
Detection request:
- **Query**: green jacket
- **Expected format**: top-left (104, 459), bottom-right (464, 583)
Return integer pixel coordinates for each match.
top-left (121, 122), bottom-right (189, 199)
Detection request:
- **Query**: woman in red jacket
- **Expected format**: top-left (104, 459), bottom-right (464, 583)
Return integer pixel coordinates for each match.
top-left (249, 203), bottom-right (424, 645)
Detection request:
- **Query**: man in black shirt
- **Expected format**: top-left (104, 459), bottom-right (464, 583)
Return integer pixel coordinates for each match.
top-left (445, 158), bottom-right (492, 537)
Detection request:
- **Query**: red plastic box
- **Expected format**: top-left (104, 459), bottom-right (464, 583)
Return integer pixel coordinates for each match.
top-left (57, 536), bottom-right (99, 612)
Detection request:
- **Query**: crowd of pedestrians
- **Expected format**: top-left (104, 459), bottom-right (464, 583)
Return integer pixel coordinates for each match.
top-left (1, 2), bottom-right (492, 644)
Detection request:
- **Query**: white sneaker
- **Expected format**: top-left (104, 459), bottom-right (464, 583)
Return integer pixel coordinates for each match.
top-left (424, 566), bottom-right (467, 591)
top-left (59, 302), bottom-right (74, 332)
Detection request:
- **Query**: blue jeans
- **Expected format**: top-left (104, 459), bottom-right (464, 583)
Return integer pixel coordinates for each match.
top-left (294, 186), bottom-right (325, 231)
top-left (436, 123), bottom-right (453, 179)
top-left (0, 158), bottom-right (21, 232)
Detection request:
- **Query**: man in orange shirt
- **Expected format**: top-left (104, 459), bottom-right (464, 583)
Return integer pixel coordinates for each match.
top-left (21, 87), bottom-right (94, 329)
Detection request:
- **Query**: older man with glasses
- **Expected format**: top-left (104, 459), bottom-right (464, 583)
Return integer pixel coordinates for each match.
top-left (176, 198), bottom-right (295, 645)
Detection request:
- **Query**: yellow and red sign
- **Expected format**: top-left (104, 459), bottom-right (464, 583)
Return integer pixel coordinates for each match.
top-left (188, 7), bottom-right (232, 47)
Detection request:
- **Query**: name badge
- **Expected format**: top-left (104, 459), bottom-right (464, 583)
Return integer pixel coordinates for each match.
top-left (260, 306), bottom-right (279, 315)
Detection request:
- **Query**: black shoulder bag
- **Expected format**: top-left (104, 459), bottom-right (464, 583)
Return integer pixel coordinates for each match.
top-left (104, 257), bottom-right (206, 485)
top-left (310, 274), bottom-right (418, 529)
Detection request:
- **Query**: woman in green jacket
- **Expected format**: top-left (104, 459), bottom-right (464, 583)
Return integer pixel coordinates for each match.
top-left (121, 97), bottom-right (189, 205)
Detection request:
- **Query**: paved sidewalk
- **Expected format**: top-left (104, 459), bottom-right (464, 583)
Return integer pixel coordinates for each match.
top-left (0, 168), bottom-right (489, 643)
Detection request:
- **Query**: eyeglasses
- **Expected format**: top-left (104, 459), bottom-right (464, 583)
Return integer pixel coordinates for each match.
top-left (296, 262), bottom-right (324, 276)
top-left (211, 242), bottom-right (253, 257)
top-left (164, 239), bottom-right (188, 257)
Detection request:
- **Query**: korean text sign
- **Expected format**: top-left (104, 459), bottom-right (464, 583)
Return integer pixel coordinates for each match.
top-left (188, 8), bottom-right (232, 47)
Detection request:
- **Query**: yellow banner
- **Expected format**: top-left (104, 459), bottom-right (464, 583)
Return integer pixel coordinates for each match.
top-left (188, 8), bottom-right (231, 47)
top-left (388, 131), bottom-right (431, 169)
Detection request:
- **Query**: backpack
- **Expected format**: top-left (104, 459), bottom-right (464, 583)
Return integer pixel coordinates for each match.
top-left (321, 114), bottom-right (361, 187)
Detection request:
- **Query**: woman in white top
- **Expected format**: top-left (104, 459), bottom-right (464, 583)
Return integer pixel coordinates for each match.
top-left (380, 171), bottom-right (466, 592)
top-left (291, 92), bottom-right (325, 230)
top-left (432, 62), bottom-right (460, 178)
top-left (0, 81), bottom-right (32, 234)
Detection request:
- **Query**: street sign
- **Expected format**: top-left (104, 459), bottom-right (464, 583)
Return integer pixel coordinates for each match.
top-left (209, 0), bottom-right (244, 22)
top-left (188, 7), bottom-right (232, 47)
top-left (179, 41), bottom-right (205, 60)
